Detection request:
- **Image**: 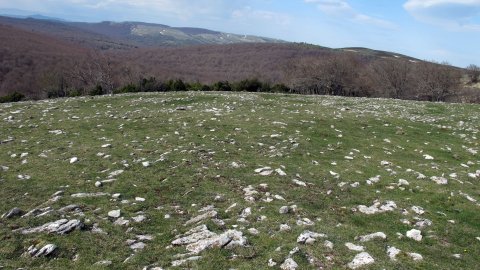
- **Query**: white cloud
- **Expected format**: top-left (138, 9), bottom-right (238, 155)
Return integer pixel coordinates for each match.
top-left (232, 6), bottom-right (291, 25)
top-left (404, 0), bottom-right (480, 31)
top-left (305, 0), bottom-right (395, 29)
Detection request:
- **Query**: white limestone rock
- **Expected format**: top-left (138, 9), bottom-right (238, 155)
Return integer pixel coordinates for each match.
top-left (358, 232), bottom-right (387, 242)
top-left (345, 243), bottom-right (364, 252)
top-left (20, 219), bottom-right (83, 235)
top-left (406, 229), bottom-right (422, 241)
top-left (280, 258), bottom-right (298, 270)
top-left (297, 231), bottom-right (327, 244)
top-left (108, 210), bottom-right (121, 218)
top-left (347, 252), bottom-right (374, 269)
top-left (387, 246), bottom-right (401, 261)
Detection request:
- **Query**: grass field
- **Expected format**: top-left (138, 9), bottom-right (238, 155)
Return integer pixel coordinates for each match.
top-left (0, 92), bottom-right (479, 269)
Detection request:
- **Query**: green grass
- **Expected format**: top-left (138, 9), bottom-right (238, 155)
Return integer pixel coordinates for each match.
top-left (0, 92), bottom-right (479, 269)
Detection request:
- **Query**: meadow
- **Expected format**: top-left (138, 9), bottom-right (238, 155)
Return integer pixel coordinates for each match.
top-left (0, 92), bottom-right (479, 269)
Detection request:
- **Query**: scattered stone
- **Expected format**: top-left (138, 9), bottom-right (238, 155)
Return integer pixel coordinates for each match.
top-left (114, 217), bottom-right (130, 226)
top-left (268, 258), bottom-right (277, 267)
top-left (135, 197), bottom-right (146, 202)
top-left (22, 207), bottom-right (53, 218)
top-left (108, 210), bottom-right (121, 218)
top-left (231, 162), bottom-right (240, 168)
top-left (172, 224), bottom-right (247, 254)
top-left (108, 169), bottom-right (124, 178)
top-left (358, 232), bottom-right (387, 242)
top-left (347, 252), bottom-right (374, 269)
top-left (172, 256), bottom-right (202, 267)
top-left (240, 207), bottom-right (252, 218)
top-left (292, 179), bottom-right (307, 187)
top-left (398, 179), bottom-right (410, 186)
top-left (415, 218), bottom-right (432, 228)
top-left (137, 235), bottom-right (154, 241)
top-left (275, 168), bottom-right (287, 176)
top-left (357, 200), bottom-right (397, 214)
top-left (20, 219), bottom-right (83, 235)
top-left (423, 154), bottom-right (434, 160)
top-left (28, 244), bottom-right (57, 257)
top-left (324, 240), bottom-right (334, 249)
top-left (279, 206), bottom-right (290, 214)
top-left (248, 228), bottom-right (260, 235)
top-left (70, 157), bottom-right (79, 164)
top-left (91, 223), bottom-right (107, 234)
top-left (280, 258), bottom-right (298, 270)
top-left (279, 224), bottom-right (291, 232)
top-left (133, 215), bottom-right (146, 223)
top-left (387, 246), bottom-right (401, 261)
top-left (58, 204), bottom-right (80, 213)
top-left (185, 210), bottom-right (217, 226)
top-left (406, 229), bottom-right (422, 241)
top-left (71, 192), bottom-right (109, 198)
top-left (345, 243), bottom-right (364, 252)
top-left (411, 206), bottom-right (425, 215)
top-left (452, 254), bottom-right (461, 259)
top-left (296, 218), bottom-right (315, 226)
top-left (95, 181), bottom-right (102, 188)
top-left (142, 161), bottom-right (150, 167)
top-left (366, 175), bottom-right (381, 185)
top-left (408, 252), bottom-right (423, 261)
top-left (431, 176), bottom-right (448, 185)
top-left (2, 207), bottom-right (23, 219)
top-left (381, 161), bottom-right (391, 166)
top-left (94, 260), bottom-right (112, 266)
top-left (297, 231), bottom-right (327, 244)
top-left (130, 242), bottom-right (146, 251)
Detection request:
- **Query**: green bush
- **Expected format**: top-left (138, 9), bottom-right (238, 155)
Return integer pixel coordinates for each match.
top-left (168, 79), bottom-right (187, 91)
top-left (67, 89), bottom-right (83, 97)
top-left (212, 81), bottom-right (232, 91)
top-left (89, 85), bottom-right (104, 96)
top-left (271, 84), bottom-right (290, 93)
top-left (116, 84), bottom-right (138, 94)
top-left (0, 92), bottom-right (25, 103)
top-left (233, 79), bottom-right (264, 92)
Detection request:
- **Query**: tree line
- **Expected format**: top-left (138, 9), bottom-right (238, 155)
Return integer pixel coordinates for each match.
top-left (1, 51), bottom-right (479, 103)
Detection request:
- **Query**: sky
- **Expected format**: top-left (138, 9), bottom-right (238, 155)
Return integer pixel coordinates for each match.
top-left (0, 0), bottom-right (479, 67)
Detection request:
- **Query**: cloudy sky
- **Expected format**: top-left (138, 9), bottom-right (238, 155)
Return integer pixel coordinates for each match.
top-left (0, 0), bottom-right (479, 67)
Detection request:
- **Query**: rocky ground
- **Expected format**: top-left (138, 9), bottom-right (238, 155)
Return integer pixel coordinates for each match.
top-left (0, 92), bottom-right (479, 269)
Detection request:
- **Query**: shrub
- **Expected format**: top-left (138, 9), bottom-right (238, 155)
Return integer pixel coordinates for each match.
top-left (67, 89), bottom-right (83, 97)
top-left (0, 92), bottom-right (25, 103)
top-left (212, 81), bottom-right (232, 92)
top-left (89, 85), bottom-right (104, 96)
top-left (116, 84), bottom-right (138, 94)
top-left (271, 83), bottom-right (290, 93)
top-left (168, 79), bottom-right (187, 91)
top-left (233, 78), bottom-right (264, 92)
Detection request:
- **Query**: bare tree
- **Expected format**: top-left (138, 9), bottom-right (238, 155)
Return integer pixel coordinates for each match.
top-left (67, 52), bottom-right (116, 94)
top-left (413, 61), bottom-right (461, 102)
top-left (466, 64), bottom-right (480, 84)
top-left (288, 52), bottom-right (370, 96)
top-left (370, 59), bottom-right (413, 99)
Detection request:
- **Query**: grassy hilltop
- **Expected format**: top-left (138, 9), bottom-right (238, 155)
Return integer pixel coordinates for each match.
top-left (0, 92), bottom-right (479, 269)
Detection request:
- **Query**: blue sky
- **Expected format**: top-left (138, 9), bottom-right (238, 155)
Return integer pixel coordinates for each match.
top-left (0, 0), bottom-right (479, 67)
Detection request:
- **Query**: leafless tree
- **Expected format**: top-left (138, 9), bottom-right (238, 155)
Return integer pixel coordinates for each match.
top-left (466, 64), bottom-right (480, 84)
top-left (413, 61), bottom-right (461, 102)
top-left (370, 59), bottom-right (413, 99)
top-left (288, 52), bottom-right (370, 96)
top-left (67, 52), bottom-right (116, 94)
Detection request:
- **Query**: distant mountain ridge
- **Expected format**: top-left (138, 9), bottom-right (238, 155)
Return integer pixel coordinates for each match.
top-left (0, 15), bottom-right (285, 49)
